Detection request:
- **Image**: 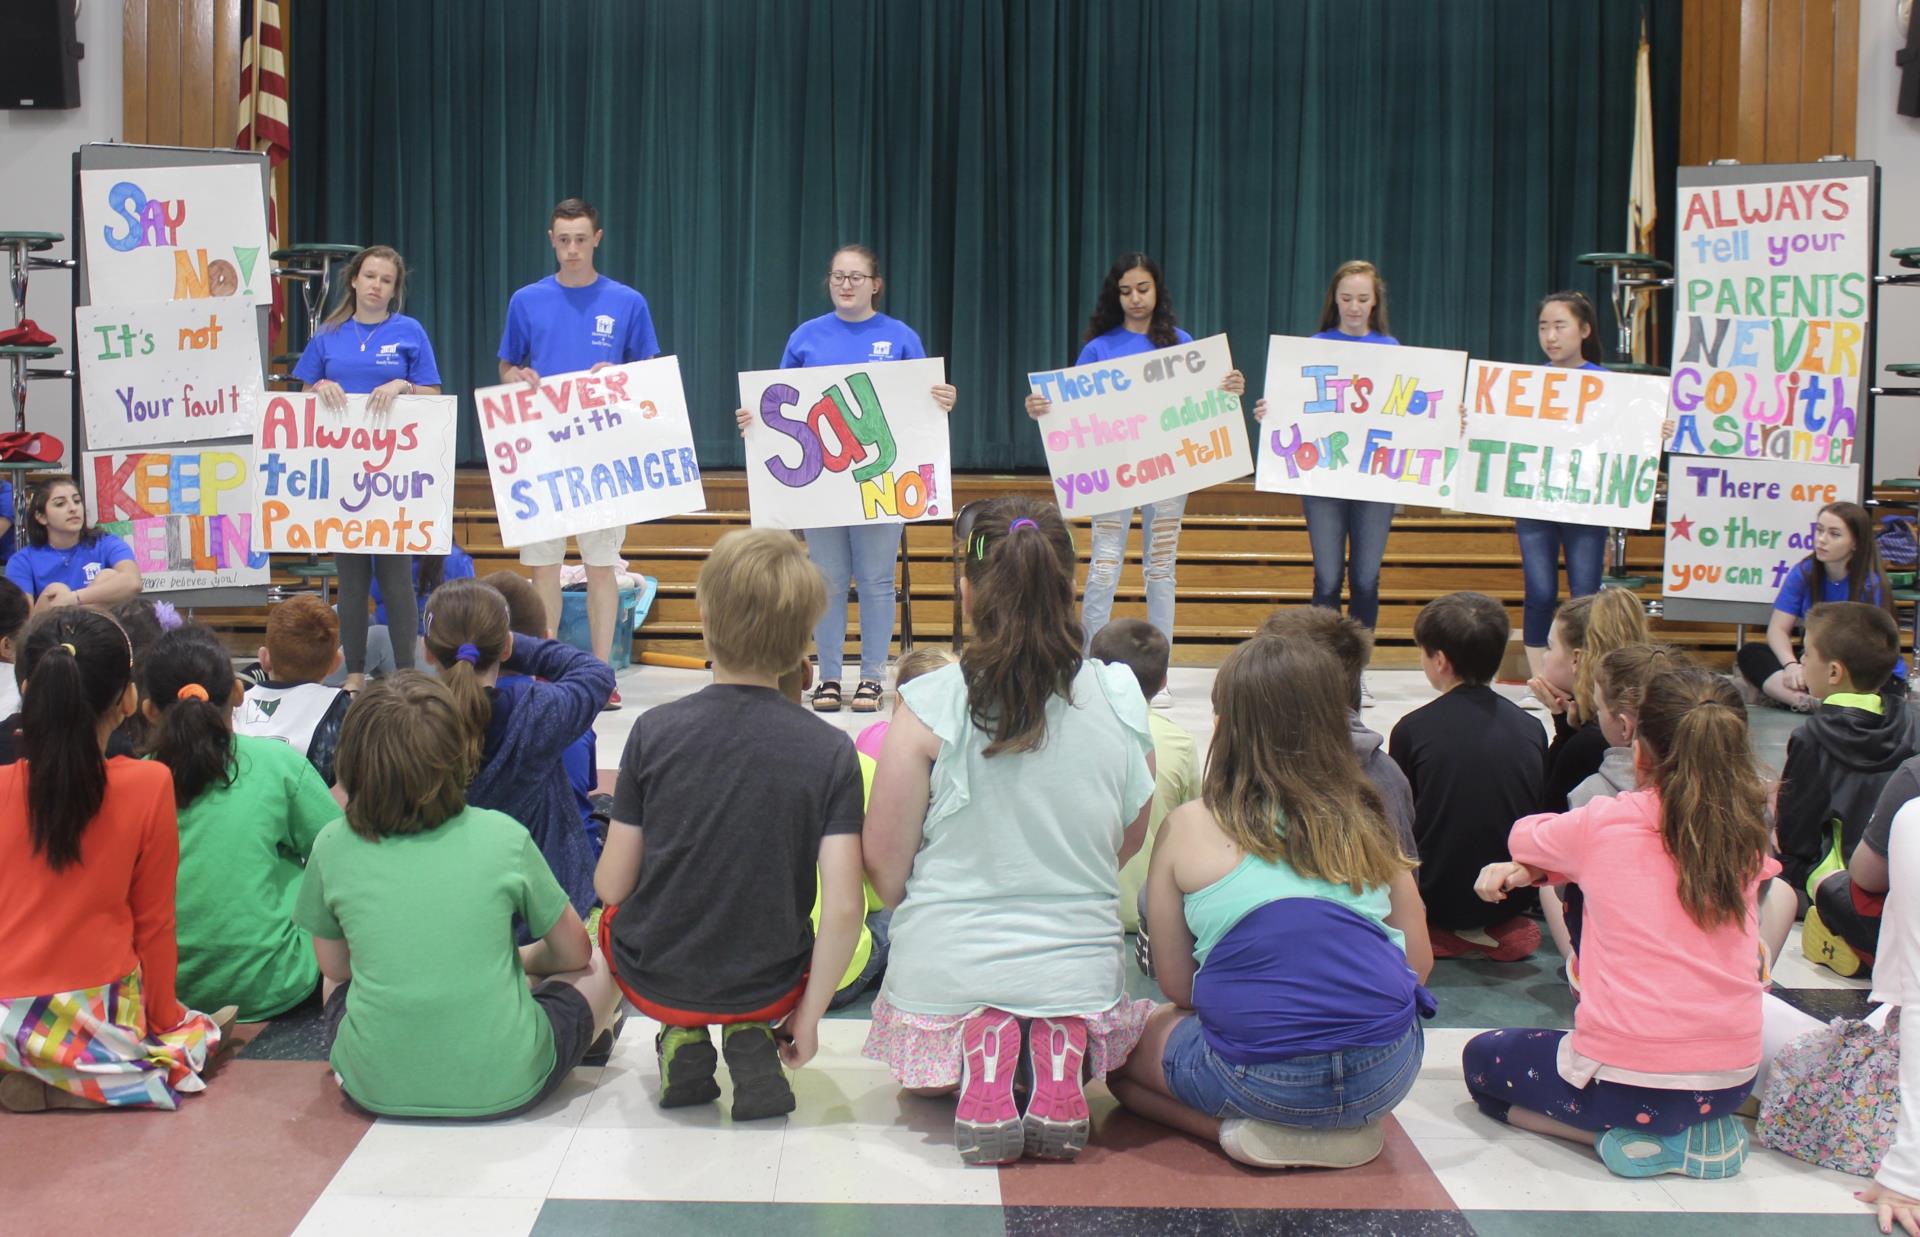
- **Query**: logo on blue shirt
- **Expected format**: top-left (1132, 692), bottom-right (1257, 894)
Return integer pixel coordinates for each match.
top-left (870, 341), bottom-right (893, 360)
top-left (592, 313), bottom-right (617, 347)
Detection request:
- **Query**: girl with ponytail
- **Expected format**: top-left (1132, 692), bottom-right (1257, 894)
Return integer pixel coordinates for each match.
top-left (863, 497), bottom-right (1159, 1166)
top-left (420, 577), bottom-right (613, 917)
top-left (1464, 666), bottom-right (1794, 1181)
top-left (141, 624), bottom-right (338, 1022)
top-left (0, 609), bottom-right (227, 1111)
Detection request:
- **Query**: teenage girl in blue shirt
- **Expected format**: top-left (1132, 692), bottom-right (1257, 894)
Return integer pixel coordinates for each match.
top-left (1025, 253), bottom-right (1244, 700)
top-left (4, 475), bottom-right (142, 615)
top-left (733, 245), bottom-right (957, 713)
top-left (292, 246), bottom-right (443, 692)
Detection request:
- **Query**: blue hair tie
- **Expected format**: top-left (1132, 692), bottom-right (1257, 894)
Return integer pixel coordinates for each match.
top-left (455, 643), bottom-right (481, 665)
top-left (1008, 517), bottom-right (1038, 532)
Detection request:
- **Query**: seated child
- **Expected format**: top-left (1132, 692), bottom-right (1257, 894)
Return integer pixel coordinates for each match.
top-left (855, 646), bottom-right (958, 761)
top-left (863, 499), bottom-right (1157, 1165)
top-left (1782, 601), bottom-right (1920, 974)
top-left (1566, 643), bottom-right (1684, 811)
top-left (1110, 635), bottom-right (1433, 1170)
top-left (109, 597), bottom-right (175, 756)
top-left (1821, 751), bottom-right (1920, 983)
top-left (595, 528), bottom-right (865, 1121)
top-left (4, 592), bottom-right (150, 769)
top-left (1090, 617), bottom-right (1200, 934)
top-left (1531, 588), bottom-right (1649, 812)
top-left (236, 595), bottom-right (353, 787)
top-left (143, 624), bottom-right (340, 1021)
top-left (1389, 592), bottom-right (1546, 959)
top-left (1466, 666), bottom-right (1778, 1180)
top-left (0, 576), bottom-right (26, 731)
top-left (419, 578), bottom-right (614, 915)
top-left (0, 609), bottom-right (227, 1111)
top-left (1260, 607), bottom-right (1414, 853)
top-left (485, 569), bottom-right (602, 845)
top-left (294, 672), bottom-right (621, 1118)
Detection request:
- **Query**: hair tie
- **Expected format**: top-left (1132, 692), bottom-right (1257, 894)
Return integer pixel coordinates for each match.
top-left (455, 643), bottom-right (481, 665)
top-left (176, 683), bottom-right (210, 702)
top-left (1008, 518), bottom-right (1038, 533)
top-left (152, 601), bottom-right (184, 631)
top-left (58, 642), bottom-right (76, 656)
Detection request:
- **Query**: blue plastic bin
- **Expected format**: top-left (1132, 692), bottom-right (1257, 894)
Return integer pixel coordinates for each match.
top-left (556, 576), bottom-right (658, 670)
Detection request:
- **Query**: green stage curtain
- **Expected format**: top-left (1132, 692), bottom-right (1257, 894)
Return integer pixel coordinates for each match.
top-left (289, 0), bottom-right (1681, 470)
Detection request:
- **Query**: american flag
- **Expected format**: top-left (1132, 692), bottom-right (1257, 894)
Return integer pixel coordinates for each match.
top-left (237, 0), bottom-right (289, 337)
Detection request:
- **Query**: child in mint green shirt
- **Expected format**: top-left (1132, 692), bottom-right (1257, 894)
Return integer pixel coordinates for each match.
top-left (139, 625), bottom-right (339, 1020)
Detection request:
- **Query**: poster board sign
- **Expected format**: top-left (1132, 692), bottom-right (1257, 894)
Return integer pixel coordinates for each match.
top-left (1253, 334), bottom-right (1468, 504)
top-left (79, 164), bottom-right (273, 305)
top-left (1667, 174), bottom-right (1872, 468)
top-left (738, 358), bottom-right (951, 530)
top-left (85, 443), bottom-right (271, 592)
top-left (75, 300), bottom-right (263, 449)
top-left (1450, 362), bottom-right (1668, 529)
top-left (251, 393), bottom-right (457, 555)
top-left (1662, 456), bottom-right (1845, 606)
top-left (1029, 334), bottom-right (1250, 515)
top-left (473, 357), bottom-right (705, 548)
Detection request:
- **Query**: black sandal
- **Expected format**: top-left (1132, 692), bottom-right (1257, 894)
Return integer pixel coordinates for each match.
top-left (850, 679), bottom-right (884, 713)
top-left (811, 680), bottom-right (843, 712)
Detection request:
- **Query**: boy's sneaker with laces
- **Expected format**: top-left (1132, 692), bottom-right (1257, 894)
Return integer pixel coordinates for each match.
top-left (954, 1008), bottom-right (1025, 1165)
top-left (1802, 906), bottom-right (1868, 978)
top-left (722, 1022), bottom-right (795, 1121)
top-left (1022, 1015), bottom-right (1091, 1160)
top-left (656, 1024), bottom-right (720, 1108)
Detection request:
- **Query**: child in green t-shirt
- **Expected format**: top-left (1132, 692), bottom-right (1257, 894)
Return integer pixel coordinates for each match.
top-left (294, 671), bottom-right (623, 1119)
top-left (140, 625), bottom-right (341, 1021)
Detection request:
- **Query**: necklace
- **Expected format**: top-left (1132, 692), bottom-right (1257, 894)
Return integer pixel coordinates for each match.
top-left (350, 315), bottom-right (390, 352)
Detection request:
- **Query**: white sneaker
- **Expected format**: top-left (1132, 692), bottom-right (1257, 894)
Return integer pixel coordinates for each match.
top-left (1151, 687), bottom-right (1173, 709)
top-left (1360, 677), bottom-right (1375, 708)
top-left (1218, 1118), bottom-right (1385, 1169)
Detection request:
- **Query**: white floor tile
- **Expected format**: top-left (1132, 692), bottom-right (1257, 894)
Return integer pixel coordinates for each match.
top-left (293, 1195), bottom-right (543, 1237)
top-left (1414, 1136), bottom-right (1681, 1211)
top-left (1393, 1076), bottom-right (1531, 1144)
top-left (1658, 1141), bottom-right (1872, 1214)
top-left (548, 1127), bottom-right (784, 1202)
top-left (322, 1124), bottom-right (577, 1199)
top-left (774, 1122), bottom-right (1000, 1206)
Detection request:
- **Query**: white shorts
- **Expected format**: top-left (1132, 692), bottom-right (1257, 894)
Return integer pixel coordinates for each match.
top-left (518, 525), bottom-right (628, 568)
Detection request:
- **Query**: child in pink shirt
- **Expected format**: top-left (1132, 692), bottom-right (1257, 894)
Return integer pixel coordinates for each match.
top-left (1465, 665), bottom-right (1780, 1180)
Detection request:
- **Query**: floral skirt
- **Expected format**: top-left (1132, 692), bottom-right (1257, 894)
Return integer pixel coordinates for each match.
top-left (862, 992), bottom-right (1153, 1089)
top-left (1, 968), bottom-right (221, 1109)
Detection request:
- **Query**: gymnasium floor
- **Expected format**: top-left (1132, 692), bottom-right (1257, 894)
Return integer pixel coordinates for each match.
top-left (3, 668), bottom-right (1880, 1237)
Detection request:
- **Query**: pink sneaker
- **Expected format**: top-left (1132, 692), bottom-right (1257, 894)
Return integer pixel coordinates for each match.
top-left (1023, 1015), bottom-right (1090, 1159)
top-left (954, 1009), bottom-right (1024, 1165)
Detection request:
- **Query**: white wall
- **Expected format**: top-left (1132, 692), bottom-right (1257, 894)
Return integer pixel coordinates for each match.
top-left (1862, 0), bottom-right (1920, 480)
top-left (0, 1), bottom-right (122, 449)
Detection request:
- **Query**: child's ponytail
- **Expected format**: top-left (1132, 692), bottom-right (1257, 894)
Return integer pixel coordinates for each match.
top-left (140, 624), bottom-right (238, 806)
top-left (421, 579), bottom-right (510, 764)
top-left (957, 498), bottom-right (1082, 756)
top-left (1635, 667), bottom-right (1770, 929)
top-left (1556, 588), bottom-right (1649, 726)
top-left (17, 609), bottom-right (135, 870)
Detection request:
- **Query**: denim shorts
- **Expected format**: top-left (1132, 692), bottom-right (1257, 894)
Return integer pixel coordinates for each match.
top-left (1162, 1015), bottom-right (1423, 1129)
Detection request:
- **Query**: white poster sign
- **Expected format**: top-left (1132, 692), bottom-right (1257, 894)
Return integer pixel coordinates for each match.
top-left (252, 393), bottom-right (458, 555)
top-left (1662, 455), bottom-right (1853, 605)
top-left (85, 442), bottom-right (271, 592)
top-left (76, 300), bottom-right (263, 449)
top-left (80, 165), bottom-right (273, 305)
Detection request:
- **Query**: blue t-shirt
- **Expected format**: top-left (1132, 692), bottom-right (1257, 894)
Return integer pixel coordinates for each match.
top-left (780, 312), bottom-right (926, 369)
top-left (1312, 328), bottom-right (1400, 346)
top-left (292, 313), bottom-right (442, 394)
top-left (371, 544), bottom-right (475, 628)
top-left (1580, 360), bottom-right (1607, 371)
top-left (1776, 564), bottom-right (1906, 680)
top-left (0, 480), bottom-right (14, 563)
top-left (5, 533), bottom-right (135, 597)
top-left (498, 275), bottom-right (659, 376)
top-left (1074, 324), bottom-right (1195, 366)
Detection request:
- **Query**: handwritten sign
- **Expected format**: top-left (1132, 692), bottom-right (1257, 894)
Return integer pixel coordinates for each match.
top-left (85, 444), bottom-right (270, 592)
top-left (1668, 176), bottom-right (1871, 467)
top-left (75, 300), bottom-right (261, 450)
top-left (473, 358), bottom-right (705, 548)
top-left (1030, 334), bottom-right (1250, 515)
top-left (739, 358), bottom-right (950, 530)
top-left (1450, 363), bottom-right (1668, 529)
top-left (251, 394), bottom-right (457, 555)
top-left (80, 165), bottom-right (272, 305)
top-left (1254, 335), bottom-right (1468, 504)
top-left (1663, 456), bottom-right (1847, 604)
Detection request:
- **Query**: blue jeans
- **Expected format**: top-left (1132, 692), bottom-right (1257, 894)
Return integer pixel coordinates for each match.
top-left (1514, 518), bottom-right (1607, 647)
top-left (806, 523), bottom-right (902, 682)
top-left (1083, 493), bottom-right (1186, 650)
top-left (1162, 1014), bottom-right (1423, 1130)
top-left (1301, 496), bottom-right (1396, 630)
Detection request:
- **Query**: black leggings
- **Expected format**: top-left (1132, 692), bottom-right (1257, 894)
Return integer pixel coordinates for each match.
top-left (1735, 641), bottom-right (1789, 691)
top-left (336, 554), bottom-right (416, 675)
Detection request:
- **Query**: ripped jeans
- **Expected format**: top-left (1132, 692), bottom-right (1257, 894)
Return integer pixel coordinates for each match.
top-left (1082, 493), bottom-right (1186, 651)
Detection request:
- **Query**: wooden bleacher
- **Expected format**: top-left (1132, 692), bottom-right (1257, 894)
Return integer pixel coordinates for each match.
top-left (212, 469), bottom-right (1755, 670)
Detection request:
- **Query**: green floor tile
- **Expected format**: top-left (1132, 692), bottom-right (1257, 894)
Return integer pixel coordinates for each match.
top-left (531, 1201), bottom-right (1006, 1237)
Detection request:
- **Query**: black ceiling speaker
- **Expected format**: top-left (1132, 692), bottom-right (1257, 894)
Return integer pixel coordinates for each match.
top-left (2, 0), bottom-right (84, 110)
top-left (1900, 0), bottom-right (1920, 118)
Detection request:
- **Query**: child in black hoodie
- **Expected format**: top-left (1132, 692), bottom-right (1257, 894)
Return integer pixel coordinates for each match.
top-left (1777, 603), bottom-right (1920, 960)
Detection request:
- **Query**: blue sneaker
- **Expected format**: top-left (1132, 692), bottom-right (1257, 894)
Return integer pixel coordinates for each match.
top-left (1598, 1116), bottom-right (1748, 1179)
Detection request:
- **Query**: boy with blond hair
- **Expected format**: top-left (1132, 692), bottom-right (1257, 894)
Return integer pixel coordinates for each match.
top-left (236, 595), bottom-right (352, 785)
top-left (595, 529), bottom-right (864, 1120)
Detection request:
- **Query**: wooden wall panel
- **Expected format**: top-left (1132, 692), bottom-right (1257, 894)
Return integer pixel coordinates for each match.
top-left (124, 0), bottom-right (248, 149)
top-left (1683, 0), bottom-right (1861, 164)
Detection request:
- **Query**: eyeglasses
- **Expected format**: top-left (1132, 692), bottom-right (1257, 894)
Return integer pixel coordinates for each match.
top-left (828, 272), bottom-right (872, 286)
